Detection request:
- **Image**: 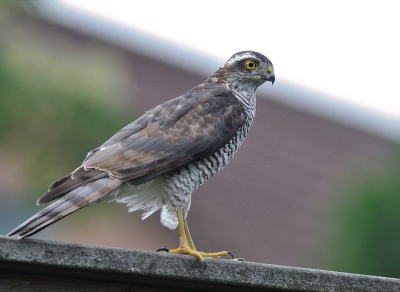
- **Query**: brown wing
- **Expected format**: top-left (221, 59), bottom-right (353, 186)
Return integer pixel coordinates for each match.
top-left (38, 85), bottom-right (245, 204)
top-left (83, 85), bottom-right (246, 184)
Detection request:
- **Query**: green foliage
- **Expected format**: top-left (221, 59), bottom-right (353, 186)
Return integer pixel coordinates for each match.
top-left (327, 151), bottom-right (400, 278)
top-left (0, 15), bottom-right (134, 198)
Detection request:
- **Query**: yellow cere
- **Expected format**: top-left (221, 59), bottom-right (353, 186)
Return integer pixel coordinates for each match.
top-left (267, 66), bottom-right (274, 74)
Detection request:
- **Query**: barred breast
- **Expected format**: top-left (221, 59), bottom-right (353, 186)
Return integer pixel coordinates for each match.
top-left (160, 120), bottom-right (252, 229)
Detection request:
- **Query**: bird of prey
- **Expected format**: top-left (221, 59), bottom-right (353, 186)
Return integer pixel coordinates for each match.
top-left (8, 51), bottom-right (275, 265)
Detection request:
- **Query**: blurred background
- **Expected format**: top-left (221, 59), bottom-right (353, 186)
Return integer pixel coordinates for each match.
top-left (0, 0), bottom-right (399, 278)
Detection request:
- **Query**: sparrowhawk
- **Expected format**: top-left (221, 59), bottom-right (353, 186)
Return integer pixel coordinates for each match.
top-left (8, 51), bottom-right (275, 265)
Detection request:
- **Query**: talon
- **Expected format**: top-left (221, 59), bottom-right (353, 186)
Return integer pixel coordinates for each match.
top-left (227, 251), bottom-right (234, 259)
top-left (156, 247), bottom-right (170, 252)
top-left (237, 258), bottom-right (245, 261)
top-left (168, 208), bottom-right (231, 268)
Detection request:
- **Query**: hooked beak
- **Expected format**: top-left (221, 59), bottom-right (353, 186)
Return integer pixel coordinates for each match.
top-left (265, 65), bottom-right (275, 85)
top-left (267, 73), bottom-right (275, 85)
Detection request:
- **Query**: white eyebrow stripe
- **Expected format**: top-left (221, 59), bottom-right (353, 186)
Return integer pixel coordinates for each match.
top-left (226, 52), bottom-right (259, 65)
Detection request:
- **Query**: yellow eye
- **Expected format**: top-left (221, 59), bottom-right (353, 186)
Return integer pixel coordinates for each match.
top-left (245, 60), bottom-right (257, 70)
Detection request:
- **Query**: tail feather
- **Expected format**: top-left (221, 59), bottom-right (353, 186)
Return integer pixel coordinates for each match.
top-left (37, 167), bottom-right (107, 205)
top-left (8, 177), bottom-right (121, 238)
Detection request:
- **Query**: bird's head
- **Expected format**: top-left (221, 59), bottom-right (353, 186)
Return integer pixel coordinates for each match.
top-left (209, 51), bottom-right (275, 89)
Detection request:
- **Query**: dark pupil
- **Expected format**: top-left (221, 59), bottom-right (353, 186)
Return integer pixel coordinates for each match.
top-left (249, 62), bottom-right (254, 68)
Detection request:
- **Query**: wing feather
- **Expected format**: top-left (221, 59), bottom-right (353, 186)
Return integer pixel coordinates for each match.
top-left (37, 86), bottom-right (245, 204)
top-left (83, 86), bottom-right (246, 184)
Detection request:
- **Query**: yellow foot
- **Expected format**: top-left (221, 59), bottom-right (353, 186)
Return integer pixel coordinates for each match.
top-left (156, 246), bottom-right (233, 267)
top-left (157, 208), bottom-right (238, 268)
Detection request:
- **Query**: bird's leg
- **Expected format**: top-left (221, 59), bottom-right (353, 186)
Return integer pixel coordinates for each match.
top-left (167, 208), bottom-right (205, 263)
top-left (167, 207), bottom-right (231, 265)
top-left (183, 216), bottom-right (196, 250)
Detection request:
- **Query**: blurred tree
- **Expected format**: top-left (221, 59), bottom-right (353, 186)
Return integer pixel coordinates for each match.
top-left (326, 150), bottom-right (400, 278)
top-left (0, 3), bottom-right (134, 204)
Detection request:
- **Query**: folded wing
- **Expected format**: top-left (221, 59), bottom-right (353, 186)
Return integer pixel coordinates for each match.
top-left (37, 86), bottom-right (246, 205)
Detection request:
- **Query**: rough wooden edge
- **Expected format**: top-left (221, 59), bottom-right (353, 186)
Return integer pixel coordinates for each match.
top-left (0, 236), bottom-right (399, 291)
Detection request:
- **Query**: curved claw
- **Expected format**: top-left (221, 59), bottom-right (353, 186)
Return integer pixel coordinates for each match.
top-left (156, 247), bottom-right (170, 252)
top-left (226, 251), bottom-right (235, 259)
top-left (237, 258), bottom-right (245, 261)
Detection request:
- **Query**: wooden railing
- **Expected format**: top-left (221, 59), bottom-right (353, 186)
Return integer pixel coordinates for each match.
top-left (0, 236), bottom-right (399, 291)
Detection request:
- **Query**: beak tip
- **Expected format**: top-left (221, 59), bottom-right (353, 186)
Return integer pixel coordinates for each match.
top-left (270, 75), bottom-right (275, 85)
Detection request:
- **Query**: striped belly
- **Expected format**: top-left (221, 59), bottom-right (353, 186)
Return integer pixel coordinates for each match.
top-left (162, 122), bottom-right (251, 212)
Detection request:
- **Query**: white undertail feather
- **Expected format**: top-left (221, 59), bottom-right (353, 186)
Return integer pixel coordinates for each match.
top-left (114, 177), bottom-right (165, 221)
top-left (160, 205), bottom-right (179, 229)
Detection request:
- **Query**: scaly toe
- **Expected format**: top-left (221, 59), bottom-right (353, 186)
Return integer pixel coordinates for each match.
top-left (166, 246), bottom-right (206, 265)
top-left (198, 250), bottom-right (231, 259)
